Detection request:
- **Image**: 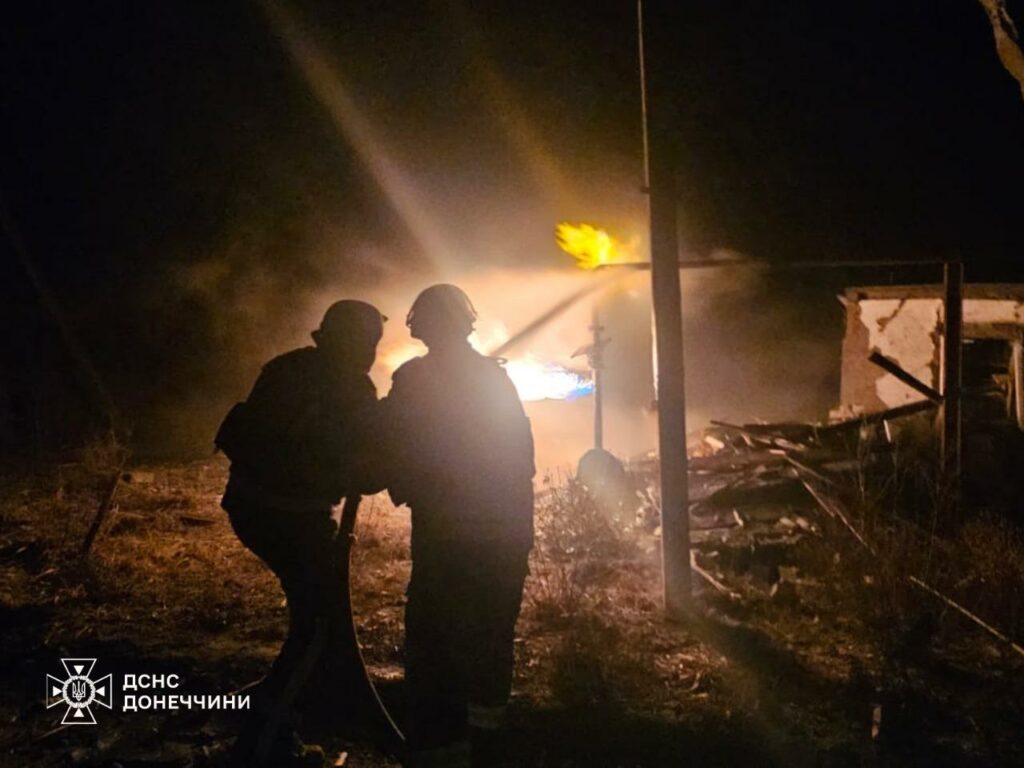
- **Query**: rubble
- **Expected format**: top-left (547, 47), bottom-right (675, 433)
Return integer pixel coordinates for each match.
top-left (679, 392), bottom-right (1024, 661)
top-left (675, 391), bottom-right (937, 604)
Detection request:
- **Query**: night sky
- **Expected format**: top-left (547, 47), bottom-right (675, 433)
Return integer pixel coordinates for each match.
top-left (3, 1), bottom-right (1023, 454)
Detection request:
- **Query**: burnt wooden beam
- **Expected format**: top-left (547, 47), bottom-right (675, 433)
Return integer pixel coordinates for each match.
top-left (867, 350), bottom-right (944, 403)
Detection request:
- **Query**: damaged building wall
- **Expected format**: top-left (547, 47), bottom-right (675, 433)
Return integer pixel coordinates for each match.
top-left (837, 284), bottom-right (1024, 416)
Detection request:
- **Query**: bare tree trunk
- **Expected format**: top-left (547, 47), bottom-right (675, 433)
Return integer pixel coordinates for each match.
top-left (977, 0), bottom-right (1024, 101)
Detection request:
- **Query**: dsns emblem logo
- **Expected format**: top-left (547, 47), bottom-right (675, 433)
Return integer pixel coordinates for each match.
top-left (46, 658), bottom-right (113, 725)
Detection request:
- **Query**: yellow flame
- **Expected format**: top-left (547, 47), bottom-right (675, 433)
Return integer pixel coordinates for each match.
top-left (555, 223), bottom-right (626, 270)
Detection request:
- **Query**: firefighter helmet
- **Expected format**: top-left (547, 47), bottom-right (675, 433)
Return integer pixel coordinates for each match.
top-left (315, 300), bottom-right (386, 346)
top-left (406, 284), bottom-right (477, 340)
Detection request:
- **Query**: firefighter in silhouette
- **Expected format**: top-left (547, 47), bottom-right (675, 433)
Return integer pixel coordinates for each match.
top-left (384, 284), bottom-right (535, 767)
top-left (216, 299), bottom-right (386, 767)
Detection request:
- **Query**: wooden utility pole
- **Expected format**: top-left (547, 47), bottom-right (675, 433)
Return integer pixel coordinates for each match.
top-left (941, 261), bottom-right (963, 494)
top-left (639, 0), bottom-right (692, 616)
top-left (1012, 339), bottom-right (1024, 430)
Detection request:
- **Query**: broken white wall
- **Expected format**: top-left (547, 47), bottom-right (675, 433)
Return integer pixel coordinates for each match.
top-left (839, 296), bottom-right (1024, 413)
top-left (860, 299), bottom-right (942, 407)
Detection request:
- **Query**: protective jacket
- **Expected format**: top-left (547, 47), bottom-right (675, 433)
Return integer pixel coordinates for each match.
top-left (217, 346), bottom-right (381, 511)
top-left (385, 345), bottom-right (535, 556)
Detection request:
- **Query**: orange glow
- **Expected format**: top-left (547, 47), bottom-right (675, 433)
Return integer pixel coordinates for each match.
top-left (555, 223), bottom-right (627, 270)
top-left (378, 329), bottom-right (591, 402)
top-left (502, 356), bottom-right (593, 402)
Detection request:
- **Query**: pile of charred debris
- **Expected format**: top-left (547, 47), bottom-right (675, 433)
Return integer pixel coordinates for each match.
top-left (684, 407), bottom-right (914, 602)
top-left (627, 397), bottom-right (1024, 658)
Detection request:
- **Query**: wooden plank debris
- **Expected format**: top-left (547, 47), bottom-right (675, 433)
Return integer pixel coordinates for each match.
top-left (819, 400), bottom-right (938, 435)
top-left (690, 550), bottom-right (742, 601)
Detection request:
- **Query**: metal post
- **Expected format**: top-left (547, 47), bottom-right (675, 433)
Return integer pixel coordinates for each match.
top-left (941, 261), bottom-right (963, 488)
top-left (590, 307), bottom-right (605, 450)
top-left (640, 0), bottom-right (691, 616)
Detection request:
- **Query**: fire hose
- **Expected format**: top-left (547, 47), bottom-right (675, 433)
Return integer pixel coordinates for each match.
top-left (253, 495), bottom-right (404, 765)
top-left (332, 494), bottom-right (405, 749)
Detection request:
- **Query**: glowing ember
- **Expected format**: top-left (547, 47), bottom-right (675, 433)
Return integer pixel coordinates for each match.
top-left (556, 222), bottom-right (627, 270)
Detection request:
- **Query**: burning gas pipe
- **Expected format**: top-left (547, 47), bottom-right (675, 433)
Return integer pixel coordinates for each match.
top-left (558, 222), bottom-right (635, 449)
top-left (461, 220), bottom-right (632, 404)
top-left (453, 222), bottom-right (631, 407)
top-left (556, 223), bottom-right (636, 504)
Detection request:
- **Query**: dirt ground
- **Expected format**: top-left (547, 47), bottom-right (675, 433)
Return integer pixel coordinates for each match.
top-left (1, 455), bottom-right (1022, 767)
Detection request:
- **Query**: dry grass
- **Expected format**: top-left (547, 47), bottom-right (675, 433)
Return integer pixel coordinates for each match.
top-left (955, 514), bottom-right (1024, 637)
top-left (527, 475), bottom-right (642, 625)
top-left (1, 452), bottom-right (281, 656)
top-left (525, 475), bottom-right (665, 712)
top-left (2, 450), bottom-right (1023, 765)
top-left (808, 432), bottom-right (1024, 662)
